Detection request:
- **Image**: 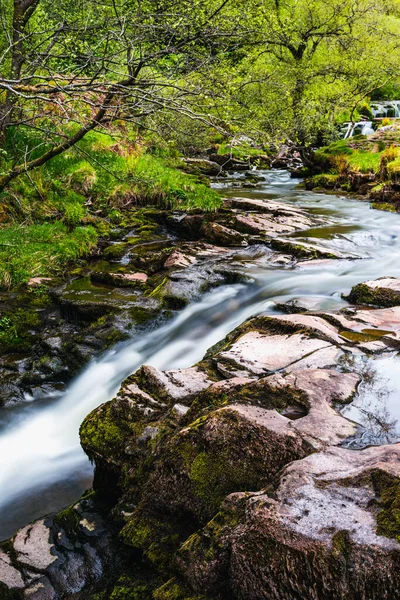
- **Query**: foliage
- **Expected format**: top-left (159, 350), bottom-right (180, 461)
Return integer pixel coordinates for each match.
top-left (0, 222), bottom-right (97, 289)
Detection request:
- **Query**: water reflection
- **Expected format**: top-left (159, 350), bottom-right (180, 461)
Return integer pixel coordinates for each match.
top-left (342, 354), bottom-right (400, 448)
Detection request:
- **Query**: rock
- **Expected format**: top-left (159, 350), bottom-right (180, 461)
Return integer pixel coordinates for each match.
top-left (274, 297), bottom-right (326, 313)
top-left (24, 577), bottom-right (57, 599)
top-left (181, 158), bottom-right (222, 176)
top-left (228, 197), bottom-right (305, 216)
top-left (200, 222), bottom-right (248, 247)
top-left (90, 271), bottom-right (148, 287)
top-left (235, 214), bottom-right (297, 236)
top-left (269, 237), bottom-right (347, 260)
top-left (14, 520), bottom-right (57, 571)
top-left (0, 550), bottom-right (24, 589)
top-left (136, 365), bottom-right (213, 401)
top-left (208, 154), bottom-right (249, 171)
top-left (347, 277), bottom-right (400, 307)
top-left (267, 314), bottom-right (343, 344)
top-left (123, 404), bottom-right (311, 528)
top-left (265, 368), bottom-right (359, 446)
top-left (27, 277), bottom-right (53, 288)
top-left (216, 331), bottom-right (332, 376)
top-left (225, 445), bottom-right (400, 600)
top-left (164, 250), bottom-right (197, 269)
top-left (0, 496), bottom-right (123, 598)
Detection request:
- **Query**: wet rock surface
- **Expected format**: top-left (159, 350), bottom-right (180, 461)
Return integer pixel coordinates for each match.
top-left (4, 296), bottom-right (400, 598)
top-left (4, 187), bottom-right (400, 598)
top-left (347, 276), bottom-right (400, 307)
top-left (0, 197), bottom-right (343, 409)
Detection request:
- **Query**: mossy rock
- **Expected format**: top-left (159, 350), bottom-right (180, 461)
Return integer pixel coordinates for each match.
top-left (372, 469), bottom-right (400, 542)
top-left (140, 406), bottom-right (309, 524)
top-left (346, 279), bottom-right (400, 307)
top-left (153, 578), bottom-right (205, 600)
top-left (0, 583), bottom-right (23, 600)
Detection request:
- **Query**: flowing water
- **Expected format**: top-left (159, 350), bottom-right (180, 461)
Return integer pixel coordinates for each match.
top-left (2, 170), bottom-right (400, 540)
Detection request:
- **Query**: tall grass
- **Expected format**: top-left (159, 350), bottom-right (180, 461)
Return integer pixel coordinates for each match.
top-left (0, 222), bottom-right (97, 289)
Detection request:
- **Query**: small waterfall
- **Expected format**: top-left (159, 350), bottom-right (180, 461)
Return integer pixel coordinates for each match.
top-left (342, 100), bottom-right (400, 139)
top-left (343, 121), bottom-right (374, 139)
top-left (371, 101), bottom-right (400, 119)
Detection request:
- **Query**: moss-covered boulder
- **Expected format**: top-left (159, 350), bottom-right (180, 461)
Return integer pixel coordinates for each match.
top-left (178, 446), bottom-right (400, 600)
top-left (347, 277), bottom-right (400, 307)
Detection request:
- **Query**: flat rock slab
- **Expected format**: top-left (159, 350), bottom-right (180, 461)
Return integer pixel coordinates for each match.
top-left (269, 314), bottom-right (343, 344)
top-left (269, 444), bottom-right (400, 547)
top-left (201, 222), bottom-right (248, 247)
top-left (235, 213), bottom-right (313, 237)
top-left (0, 550), bottom-right (24, 589)
top-left (265, 369), bottom-right (359, 445)
top-left (217, 332), bottom-right (332, 375)
top-left (14, 520), bottom-right (57, 571)
top-left (137, 365), bottom-right (213, 400)
top-left (348, 277), bottom-right (400, 307)
top-left (164, 250), bottom-right (197, 269)
top-left (228, 197), bottom-right (305, 216)
top-left (270, 237), bottom-right (347, 260)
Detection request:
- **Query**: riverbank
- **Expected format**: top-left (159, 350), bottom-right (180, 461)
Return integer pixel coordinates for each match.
top-left (3, 172), bottom-right (400, 599)
top-left (0, 129), bottom-right (276, 407)
top-left (304, 123), bottom-right (400, 211)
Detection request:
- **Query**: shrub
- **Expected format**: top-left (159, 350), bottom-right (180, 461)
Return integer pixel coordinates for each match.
top-left (380, 145), bottom-right (400, 178)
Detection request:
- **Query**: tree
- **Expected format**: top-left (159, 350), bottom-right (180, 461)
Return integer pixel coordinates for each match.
top-left (0, 0), bottom-right (244, 190)
top-left (224, 0), bottom-right (400, 144)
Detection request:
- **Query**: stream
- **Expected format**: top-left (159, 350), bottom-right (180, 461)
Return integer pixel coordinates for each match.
top-left (2, 170), bottom-right (400, 541)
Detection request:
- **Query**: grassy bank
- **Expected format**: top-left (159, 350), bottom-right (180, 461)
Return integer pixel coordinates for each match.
top-left (305, 124), bottom-right (400, 210)
top-left (0, 126), bottom-right (222, 289)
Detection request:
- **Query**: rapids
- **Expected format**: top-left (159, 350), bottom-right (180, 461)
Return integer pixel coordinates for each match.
top-left (2, 170), bottom-right (400, 540)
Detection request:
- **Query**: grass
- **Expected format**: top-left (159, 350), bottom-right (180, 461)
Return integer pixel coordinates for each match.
top-left (0, 222), bottom-right (97, 289)
top-left (0, 125), bottom-right (223, 289)
top-left (387, 157), bottom-right (400, 179)
top-left (347, 150), bottom-right (383, 173)
top-left (315, 140), bottom-right (384, 174)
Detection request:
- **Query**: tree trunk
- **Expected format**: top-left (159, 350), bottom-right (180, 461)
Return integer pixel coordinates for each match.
top-left (0, 0), bottom-right (40, 146)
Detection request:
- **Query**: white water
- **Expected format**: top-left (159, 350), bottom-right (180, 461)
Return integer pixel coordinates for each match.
top-left (342, 100), bottom-right (400, 139)
top-left (2, 170), bottom-right (400, 539)
top-left (371, 101), bottom-right (400, 119)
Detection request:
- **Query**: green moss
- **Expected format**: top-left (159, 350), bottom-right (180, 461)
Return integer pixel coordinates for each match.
top-left (331, 530), bottom-right (352, 558)
top-left (149, 277), bottom-right (169, 299)
top-left (53, 503), bottom-right (81, 539)
top-left (190, 452), bottom-right (227, 509)
top-left (120, 513), bottom-right (180, 570)
top-left (269, 238), bottom-right (338, 260)
top-left (371, 202), bottom-right (397, 213)
top-left (109, 577), bottom-right (153, 600)
top-left (80, 401), bottom-right (125, 459)
top-left (370, 470), bottom-right (400, 541)
top-left (103, 243), bottom-right (129, 260)
top-left (339, 329), bottom-right (392, 343)
top-left (0, 306), bottom-right (42, 351)
top-left (153, 578), bottom-right (204, 600)
top-left (346, 282), bottom-right (400, 308)
top-left (310, 174), bottom-right (339, 189)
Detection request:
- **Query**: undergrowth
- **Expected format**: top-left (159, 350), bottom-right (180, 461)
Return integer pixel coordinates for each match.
top-left (0, 125), bottom-right (222, 289)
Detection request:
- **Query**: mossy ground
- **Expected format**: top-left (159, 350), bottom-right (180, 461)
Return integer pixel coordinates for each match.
top-left (306, 126), bottom-right (400, 210)
top-left (0, 124), bottom-right (222, 290)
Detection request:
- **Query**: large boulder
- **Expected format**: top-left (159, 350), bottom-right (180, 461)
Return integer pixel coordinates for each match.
top-left (347, 277), bottom-right (400, 307)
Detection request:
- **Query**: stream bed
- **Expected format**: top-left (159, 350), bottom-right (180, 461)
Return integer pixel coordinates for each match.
top-left (2, 170), bottom-right (400, 541)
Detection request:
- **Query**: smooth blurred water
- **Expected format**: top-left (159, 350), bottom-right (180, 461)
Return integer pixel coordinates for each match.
top-left (2, 170), bottom-right (400, 540)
